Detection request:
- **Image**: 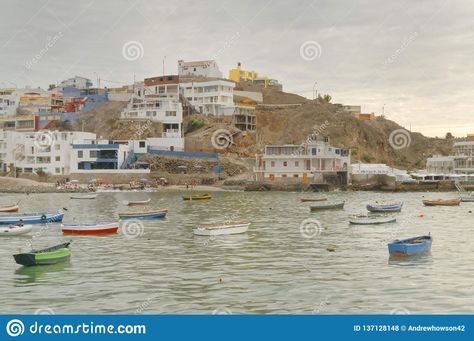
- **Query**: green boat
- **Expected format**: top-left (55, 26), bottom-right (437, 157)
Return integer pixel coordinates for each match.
top-left (310, 201), bottom-right (345, 211)
top-left (13, 242), bottom-right (71, 266)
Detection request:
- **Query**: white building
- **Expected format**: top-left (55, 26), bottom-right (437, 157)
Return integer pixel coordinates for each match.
top-left (351, 163), bottom-right (415, 183)
top-left (178, 60), bottom-right (222, 78)
top-left (254, 139), bottom-right (351, 184)
top-left (180, 79), bottom-right (235, 116)
top-left (426, 155), bottom-right (455, 174)
top-left (58, 76), bottom-right (93, 90)
top-left (120, 75), bottom-right (184, 151)
top-left (0, 89), bottom-right (19, 116)
top-left (453, 139), bottom-right (474, 174)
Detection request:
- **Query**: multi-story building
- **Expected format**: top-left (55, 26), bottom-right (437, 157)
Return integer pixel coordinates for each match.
top-left (120, 75), bottom-right (184, 151)
top-left (58, 76), bottom-right (93, 90)
top-left (178, 60), bottom-right (222, 78)
top-left (228, 62), bottom-right (282, 90)
top-left (0, 89), bottom-right (18, 116)
top-left (254, 138), bottom-right (350, 184)
top-left (426, 155), bottom-right (455, 174)
top-left (179, 79), bottom-right (235, 116)
top-left (453, 138), bottom-right (474, 174)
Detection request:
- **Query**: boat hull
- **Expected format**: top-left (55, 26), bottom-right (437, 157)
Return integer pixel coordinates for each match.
top-left (126, 199), bottom-right (151, 206)
top-left (349, 216), bottom-right (396, 225)
top-left (0, 205), bottom-right (19, 213)
top-left (0, 210), bottom-right (64, 225)
top-left (300, 197), bottom-right (327, 202)
top-left (119, 210), bottom-right (167, 220)
top-left (183, 195), bottom-right (211, 201)
top-left (310, 202), bottom-right (344, 211)
top-left (422, 199), bottom-right (460, 206)
top-left (13, 244), bottom-right (71, 266)
top-left (366, 203), bottom-right (403, 212)
top-left (70, 195), bottom-right (97, 199)
top-left (193, 223), bottom-right (250, 236)
top-left (0, 225), bottom-right (33, 236)
top-left (61, 223), bottom-right (118, 235)
top-left (388, 236), bottom-right (432, 256)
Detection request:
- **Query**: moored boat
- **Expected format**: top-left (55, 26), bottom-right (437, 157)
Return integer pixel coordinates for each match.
top-left (193, 222), bottom-right (250, 236)
top-left (0, 224), bottom-right (33, 236)
top-left (61, 222), bottom-right (119, 235)
top-left (300, 197), bottom-right (328, 202)
top-left (70, 194), bottom-right (97, 199)
top-left (310, 201), bottom-right (345, 211)
top-left (0, 209), bottom-right (64, 225)
top-left (422, 199), bottom-right (461, 206)
top-left (460, 192), bottom-right (474, 202)
top-left (366, 202), bottom-right (403, 213)
top-left (0, 204), bottom-right (19, 213)
top-left (388, 235), bottom-right (432, 256)
top-left (123, 198), bottom-right (151, 206)
top-left (118, 209), bottom-right (168, 220)
top-left (349, 214), bottom-right (396, 225)
top-left (183, 194), bottom-right (211, 201)
top-left (13, 242), bottom-right (71, 266)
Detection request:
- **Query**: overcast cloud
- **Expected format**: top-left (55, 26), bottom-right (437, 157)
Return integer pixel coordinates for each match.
top-left (0, 0), bottom-right (472, 137)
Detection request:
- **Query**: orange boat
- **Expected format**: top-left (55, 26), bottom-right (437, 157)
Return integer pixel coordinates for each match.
top-left (422, 199), bottom-right (461, 206)
top-left (0, 204), bottom-right (19, 213)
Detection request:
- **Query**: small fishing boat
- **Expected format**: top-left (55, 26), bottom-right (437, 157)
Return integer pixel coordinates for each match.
top-left (70, 194), bottom-right (97, 200)
top-left (61, 222), bottom-right (119, 235)
top-left (366, 202), bottom-right (403, 213)
top-left (0, 209), bottom-right (64, 225)
top-left (0, 204), bottom-right (19, 213)
top-left (118, 209), bottom-right (168, 220)
top-left (310, 201), bottom-right (345, 211)
top-left (300, 197), bottom-right (328, 202)
top-left (422, 199), bottom-right (461, 206)
top-left (183, 194), bottom-right (211, 201)
top-left (349, 214), bottom-right (396, 225)
top-left (0, 224), bottom-right (33, 236)
top-left (13, 242), bottom-right (71, 266)
top-left (123, 198), bottom-right (151, 206)
top-left (388, 235), bottom-right (432, 256)
top-left (193, 222), bottom-right (250, 236)
top-left (460, 193), bottom-right (474, 202)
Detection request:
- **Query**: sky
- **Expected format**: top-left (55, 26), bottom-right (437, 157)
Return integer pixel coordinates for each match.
top-left (0, 0), bottom-right (473, 137)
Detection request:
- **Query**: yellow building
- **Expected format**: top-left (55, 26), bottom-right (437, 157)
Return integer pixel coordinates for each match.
top-left (229, 62), bottom-right (259, 83)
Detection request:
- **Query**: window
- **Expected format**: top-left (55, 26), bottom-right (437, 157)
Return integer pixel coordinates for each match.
top-left (55, 168), bottom-right (61, 174)
top-left (295, 161), bottom-right (299, 167)
top-left (271, 161), bottom-right (275, 167)
top-left (78, 151), bottom-right (83, 158)
top-left (283, 161), bottom-right (287, 167)
top-left (90, 150), bottom-right (98, 158)
top-left (55, 144), bottom-right (60, 150)
top-left (55, 156), bottom-right (60, 161)
top-left (281, 174), bottom-right (287, 178)
top-left (293, 174), bottom-right (299, 178)
top-left (139, 141), bottom-right (145, 148)
top-left (312, 148), bottom-right (317, 155)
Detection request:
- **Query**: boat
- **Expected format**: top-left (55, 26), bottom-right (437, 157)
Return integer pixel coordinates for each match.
top-left (13, 242), bottom-right (71, 266)
top-left (193, 222), bottom-right (250, 236)
top-left (123, 198), bottom-right (151, 206)
top-left (61, 222), bottom-right (119, 235)
top-left (0, 204), bottom-right (19, 213)
top-left (422, 199), bottom-right (461, 206)
top-left (366, 202), bottom-right (403, 213)
top-left (300, 197), bottom-right (328, 202)
top-left (118, 209), bottom-right (168, 220)
top-left (310, 201), bottom-right (345, 211)
top-left (349, 214), bottom-right (396, 225)
top-left (70, 194), bottom-right (97, 199)
top-left (0, 224), bottom-right (33, 236)
top-left (388, 235), bottom-right (432, 256)
top-left (183, 194), bottom-right (211, 201)
top-left (460, 193), bottom-right (474, 202)
top-left (0, 209), bottom-right (64, 225)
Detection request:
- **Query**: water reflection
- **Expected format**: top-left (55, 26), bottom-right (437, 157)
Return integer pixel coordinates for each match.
top-left (14, 262), bottom-right (72, 285)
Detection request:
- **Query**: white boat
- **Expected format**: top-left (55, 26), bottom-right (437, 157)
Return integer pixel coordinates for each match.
top-left (193, 222), bottom-right (250, 236)
top-left (460, 192), bottom-right (474, 202)
top-left (0, 224), bottom-right (33, 236)
top-left (349, 214), bottom-right (396, 225)
top-left (70, 194), bottom-right (97, 199)
top-left (123, 198), bottom-right (151, 206)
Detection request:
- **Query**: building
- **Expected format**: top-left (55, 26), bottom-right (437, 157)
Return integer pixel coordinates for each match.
top-left (453, 138), bottom-right (474, 174)
top-left (228, 62), bottom-right (282, 90)
top-left (179, 79), bottom-right (235, 116)
top-left (58, 76), bottom-right (93, 90)
top-left (342, 105), bottom-right (361, 114)
top-left (0, 114), bottom-right (37, 132)
top-left (120, 75), bottom-right (184, 151)
top-left (0, 89), bottom-right (18, 116)
top-left (426, 155), bottom-right (455, 174)
top-left (351, 163), bottom-right (415, 183)
top-left (233, 99), bottom-right (256, 131)
top-left (354, 112), bottom-right (376, 121)
top-left (254, 138), bottom-right (350, 184)
top-left (178, 60), bottom-right (222, 78)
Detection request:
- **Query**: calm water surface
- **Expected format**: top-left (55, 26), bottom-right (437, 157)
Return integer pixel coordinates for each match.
top-left (0, 190), bottom-right (473, 314)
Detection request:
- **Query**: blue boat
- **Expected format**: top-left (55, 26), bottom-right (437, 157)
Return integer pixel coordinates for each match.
top-left (118, 209), bottom-right (167, 220)
top-left (367, 202), bottom-right (403, 213)
top-left (388, 235), bottom-right (432, 256)
top-left (0, 209), bottom-right (64, 225)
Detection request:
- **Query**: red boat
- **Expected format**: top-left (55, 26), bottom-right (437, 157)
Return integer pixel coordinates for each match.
top-left (61, 222), bottom-right (119, 235)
